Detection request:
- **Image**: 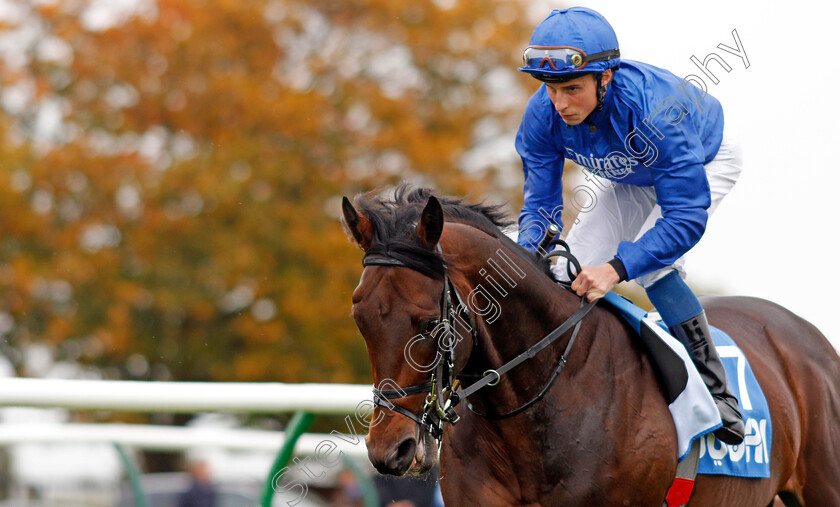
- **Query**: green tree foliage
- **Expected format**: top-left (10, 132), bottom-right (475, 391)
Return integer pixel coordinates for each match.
top-left (0, 0), bottom-right (537, 383)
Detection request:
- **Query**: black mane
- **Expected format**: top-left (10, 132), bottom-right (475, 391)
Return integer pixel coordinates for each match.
top-left (354, 183), bottom-right (554, 280)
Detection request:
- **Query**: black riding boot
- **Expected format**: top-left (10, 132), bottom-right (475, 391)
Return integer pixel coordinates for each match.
top-left (670, 311), bottom-right (745, 445)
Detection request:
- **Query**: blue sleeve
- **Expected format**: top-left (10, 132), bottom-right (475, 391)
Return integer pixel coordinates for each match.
top-left (516, 88), bottom-right (565, 252)
top-left (615, 104), bottom-right (712, 279)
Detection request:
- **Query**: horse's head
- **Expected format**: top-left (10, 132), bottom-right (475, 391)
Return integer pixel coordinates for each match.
top-left (342, 192), bottom-right (470, 476)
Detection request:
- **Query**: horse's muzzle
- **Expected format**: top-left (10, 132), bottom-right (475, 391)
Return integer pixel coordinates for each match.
top-left (368, 435), bottom-right (417, 475)
top-left (367, 427), bottom-right (438, 476)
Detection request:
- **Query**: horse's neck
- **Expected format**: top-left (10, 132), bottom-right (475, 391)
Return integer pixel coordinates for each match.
top-left (443, 233), bottom-right (618, 489)
top-left (443, 227), bottom-right (591, 405)
top-left (440, 228), bottom-right (676, 502)
top-left (465, 276), bottom-right (588, 410)
top-left (465, 272), bottom-right (581, 365)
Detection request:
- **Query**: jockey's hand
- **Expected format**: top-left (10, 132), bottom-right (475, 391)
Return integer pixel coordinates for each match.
top-left (571, 263), bottom-right (621, 301)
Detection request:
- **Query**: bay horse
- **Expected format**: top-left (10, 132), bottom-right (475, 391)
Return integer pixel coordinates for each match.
top-left (342, 185), bottom-right (840, 506)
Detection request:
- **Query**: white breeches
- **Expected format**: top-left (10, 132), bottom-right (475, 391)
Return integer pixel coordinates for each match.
top-left (552, 127), bottom-right (743, 288)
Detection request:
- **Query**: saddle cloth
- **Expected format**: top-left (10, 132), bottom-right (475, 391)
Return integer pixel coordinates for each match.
top-left (601, 292), bottom-right (771, 478)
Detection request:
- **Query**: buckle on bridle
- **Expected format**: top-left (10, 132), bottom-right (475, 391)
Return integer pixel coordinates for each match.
top-left (439, 386), bottom-right (461, 424)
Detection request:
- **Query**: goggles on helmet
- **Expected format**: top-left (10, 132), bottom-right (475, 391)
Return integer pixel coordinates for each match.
top-left (521, 46), bottom-right (620, 72)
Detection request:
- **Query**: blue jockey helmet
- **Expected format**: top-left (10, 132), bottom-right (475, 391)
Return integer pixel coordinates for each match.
top-left (519, 7), bottom-right (620, 82)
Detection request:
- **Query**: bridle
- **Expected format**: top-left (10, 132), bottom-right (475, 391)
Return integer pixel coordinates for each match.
top-left (365, 239), bottom-right (597, 443)
top-left (364, 246), bottom-right (473, 441)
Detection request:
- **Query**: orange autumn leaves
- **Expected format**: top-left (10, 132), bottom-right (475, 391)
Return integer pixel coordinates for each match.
top-left (0, 0), bottom-right (536, 383)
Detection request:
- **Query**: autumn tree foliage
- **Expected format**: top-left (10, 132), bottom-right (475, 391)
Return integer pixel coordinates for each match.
top-left (0, 0), bottom-right (537, 383)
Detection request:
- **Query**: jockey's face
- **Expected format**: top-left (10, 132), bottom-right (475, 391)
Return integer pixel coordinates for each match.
top-left (545, 69), bottom-right (612, 126)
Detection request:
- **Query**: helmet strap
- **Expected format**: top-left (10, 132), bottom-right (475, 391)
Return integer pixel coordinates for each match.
top-left (595, 72), bottom-right (607, 112)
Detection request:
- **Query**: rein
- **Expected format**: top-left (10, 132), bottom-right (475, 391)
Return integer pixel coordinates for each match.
top-left (365, 236), bottom-right (596, 441)
top-left (458, 296), bottom-right (595, 419)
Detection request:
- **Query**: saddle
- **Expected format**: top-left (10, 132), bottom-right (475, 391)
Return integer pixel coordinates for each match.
top-left (600, 291), bottom-right (772, 477)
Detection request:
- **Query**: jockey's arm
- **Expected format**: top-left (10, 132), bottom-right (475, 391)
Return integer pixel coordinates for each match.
top-left (615, 159), bottom-right (711, 281)
top-left (572, 163), bottom-right (711, 300)
top-left (516, 90), bottom-right (565, 252)
top-left (575, 159), bottom-right (712, 300)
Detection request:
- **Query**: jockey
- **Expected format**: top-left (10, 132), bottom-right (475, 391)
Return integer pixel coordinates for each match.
top-left (515, 7), bottom-right (745, 445)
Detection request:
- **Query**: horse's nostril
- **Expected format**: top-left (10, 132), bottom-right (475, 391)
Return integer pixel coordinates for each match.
top-left (390, 437), bottom-right (417, 469)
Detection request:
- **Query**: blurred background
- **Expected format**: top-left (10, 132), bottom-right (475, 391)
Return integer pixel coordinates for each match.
top-left (0, 0), bottom-right (836, 505)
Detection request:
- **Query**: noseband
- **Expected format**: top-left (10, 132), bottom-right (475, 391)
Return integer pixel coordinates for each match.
top-left (364, 240), bottom-right (596, 442)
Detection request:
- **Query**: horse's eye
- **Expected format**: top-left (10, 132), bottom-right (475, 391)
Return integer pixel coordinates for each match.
top-left (423, 319), bottom-right (440, 335)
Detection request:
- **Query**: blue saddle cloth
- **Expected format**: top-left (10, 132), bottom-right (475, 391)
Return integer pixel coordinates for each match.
top-left (601, 292), bottom-right (771, 478)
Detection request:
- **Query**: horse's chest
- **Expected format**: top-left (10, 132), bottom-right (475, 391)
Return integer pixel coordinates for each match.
top-left (443, 398), bottom-right (675, 506)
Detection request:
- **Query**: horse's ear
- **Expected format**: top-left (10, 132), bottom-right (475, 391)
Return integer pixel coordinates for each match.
top-left (341, 196), bottom-right (374, 251)
top-left (416, 196), bottom-right (444, 248)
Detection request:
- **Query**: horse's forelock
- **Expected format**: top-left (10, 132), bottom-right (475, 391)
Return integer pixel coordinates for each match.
top-left (354, 190), bottom-right (446, 279)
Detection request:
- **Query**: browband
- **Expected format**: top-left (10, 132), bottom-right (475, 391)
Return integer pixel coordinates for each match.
top-left (362, 256), bottom-right (408, 267)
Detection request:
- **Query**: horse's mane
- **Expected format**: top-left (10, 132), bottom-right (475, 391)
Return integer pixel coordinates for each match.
top-left (353, 183), bottom-right (555, 281)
